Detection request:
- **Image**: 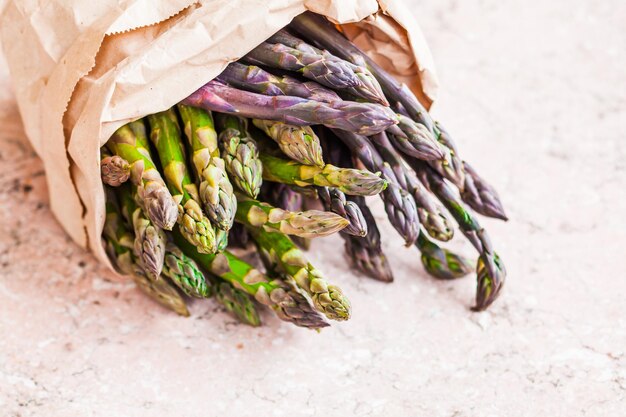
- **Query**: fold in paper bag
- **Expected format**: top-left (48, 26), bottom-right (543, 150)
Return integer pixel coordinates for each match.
top-left (0, 0), bottom-right (439, 275)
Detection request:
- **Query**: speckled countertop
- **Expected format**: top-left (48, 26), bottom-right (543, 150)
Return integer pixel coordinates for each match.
top-left (1, 1), bottom-right (625, 416)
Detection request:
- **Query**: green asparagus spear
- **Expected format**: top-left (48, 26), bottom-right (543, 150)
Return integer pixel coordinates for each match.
top-left (246, 226), bottom-right (351, 321)
top-left (172, 230), bottom-right (329, 328)
top-left (117, 183), bottom-right (167, 280)
top-left (162, 241), bottom-right (211, 298)
top-left (211, 279), bottom-right (261, 326)
top-left (106, 123), bottom-right (178, 230)
top-left (177, 104), bottom-right (237, 230)
top-left (214, 114), bottom-right (263, 198)
top-left (147, 110), bottom-right (218, 254)
top-left (416, 231), bottom-right (473, 280)
top-left (259, 153), bottom-right (386, 196)
top-left (235, 192), bottom-right (348, 238)
top-left (103, 187), bottom-right (137, 275)
top-left (103, 188), bottom-right (189, 316)
top-left (253, 119), bottom-right (324, 167)
top-left (132, 272), bottom-right (191, 317)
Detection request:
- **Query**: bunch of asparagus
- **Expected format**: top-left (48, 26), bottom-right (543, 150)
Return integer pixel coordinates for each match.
top-left (101, 12), bottom-right (507, 329)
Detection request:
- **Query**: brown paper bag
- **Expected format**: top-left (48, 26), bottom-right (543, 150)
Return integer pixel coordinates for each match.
top-left (0, 0), bottom-right (439, 274)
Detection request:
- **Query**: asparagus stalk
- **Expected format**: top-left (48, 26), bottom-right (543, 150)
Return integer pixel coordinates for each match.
top-left (316, 186), bottom-right (367, 237)
top-left (261, 182), bottom-right (311, 249)
top-left (162, 242), bottom-right (211, 298)
top-left (100, 147), bottom-right (130, 187)
top-left (330, 129), bottom-right (420, 245)
top-left (214, 114), bottom-right (263, 198)
top-left (182, 80), bottom-right (398, 136)
top-left (371, 131), bottom-right (453, 242)
top-left (177, 104), bottom-right (237, 230)
top-left (211, 279), bottom-right (261, 326)
top-left (147, 110), bottom-right (218, 255)
top-left (173, 230), bottom-right (329, 329)
top-left (246, 226), bottom-right (351, 321)
top-left (386, 114), bottom-right (445, 161)
top-left (290, 12), bottom-right (435, 133)
top-left (342, 196), bottom-right (394, 282)
top-left (106, 123), bottom-right (178, 230)
top-left (461, 161), bottom-right (508, 221)
top-left (252, 119), bottom-right (324, 167)
top-left (263, 30), bottom-right (387, 105)
top-left (103, 188), bottom-right (137, 275)
top-left (259, 153), bottom-right (387, 196)
top-left (416, 231), bottom-right (473, 280)
top-left (132, 271), bottom-right (190, 317)
top-left (413, 163), bottom-right (505, 310)
top-left (429, 123), bottom-right (466, 189)
top-left (235, 192), bottom-right (348, 238)
top-left (316, 129), bottom-right (369, 237)
top-left (217, 62), bottom-right (341, 103)
top-left (103, 188), bottom-right (189, 316)
top-left (117, 184), bottom-right (167, 280)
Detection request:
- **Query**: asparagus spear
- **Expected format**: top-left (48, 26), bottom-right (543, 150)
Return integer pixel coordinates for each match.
top-left (263, 30), bottom-right (387, 105)
top-left (177, 105), bottom-right (237, 230)
top-left (100, 147), bottom-right (130, 187)
top-left (316, 129), bottom-right (369, 237)
top-left (182, 80), bottom-right (398, 136)
top-left (386, 114), bottom-right (445, 161)
top-left (413, 162), bottom-right (505, 310)
top-left (371, 131), bottom-right (453, 242)
top-left (211, 280), bottom-right (261, 326)
top-left (162, 242), bottom-right (211, 298)
top-left (252, 119), bottom-right (324, 167)
top-left (261, 182), bottom-right (311, 249)
top-left (235, 192), bottom-right (348, 238)
top-left (316, 186), bottom-right (367, 237)
top-left (342, 195), bottom-right (394, 282)
top-left (217, 62), bottom-right (341, 103)
top-left (147, 110), bottom-right (219, 255)
top-left (290, 12), bottom-right (435, 133)
top-left (103, 188), bottom-right (189, 316)
top-left (106, 124), bottom-right (178, 230)
top-left (259, 153), bottom-right (387, 196)
top-left (117, 183), bottom-right (167, 280)
top-left (246, 226), bottom-right (351, 321)
top-left (416, 231), bottom-right (473, 280)
top-left (214, 114), bottom-right (263, 198)
top-left (173, 230), bottom-right (329, 329)
top-left (429, 123), bottom-right (466, 189)
top-left (461, 161), bottom-right (508, 221)
top-left (103, 188), bottom-right (138, 275)
top-left (132, 271), bottom-right (190, 317)
top-left (330, 129), bottom-right (420, 245)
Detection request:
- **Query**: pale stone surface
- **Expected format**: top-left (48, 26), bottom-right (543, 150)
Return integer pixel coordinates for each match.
top-left (0, 1), bottom-right (625, 416)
